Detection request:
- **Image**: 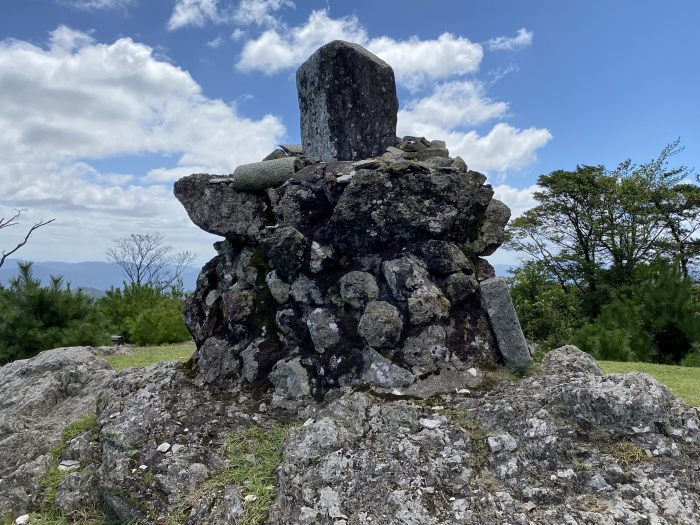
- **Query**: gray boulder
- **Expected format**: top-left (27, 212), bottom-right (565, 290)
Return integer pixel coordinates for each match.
top-left (297, 40), bottom-right (398, 161)
top-left (0, 347), bottom-right (112, 516)
top-left (328, 169), bottom-right (493, 257)
top-left (357, 301), bottom-right (403, 348)
top-left (470, 199), bottom-right (511, 256)
top-left (195, 337), bottom-right (241, 386)
top-left (173, 174), bottom-right (269, 240)
top-left (479, 277), bottom-right (531, 369)
top-left (339, 271), bottom-right (379, 309)
top-left (270, 357), bottom-right (311, 399)
top-left (306, 308), bottom-right (342, 353)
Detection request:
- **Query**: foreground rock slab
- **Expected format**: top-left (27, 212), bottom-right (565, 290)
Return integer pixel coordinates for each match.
top-left (297, 40), bottom-right (398, 161)
top-left (0, 347), bottom-right (112, 515)
top-left (269, 346), bottom-right (700, 524)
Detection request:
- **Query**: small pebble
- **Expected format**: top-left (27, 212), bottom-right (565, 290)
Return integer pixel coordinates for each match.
top-left (15, 515), bottom-right (29, 525)
top-left (156, 442), bottom-right (171, 453)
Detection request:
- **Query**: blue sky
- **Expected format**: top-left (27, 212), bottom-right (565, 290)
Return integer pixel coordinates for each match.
top-left (1, 0), bottom-right (698, 266)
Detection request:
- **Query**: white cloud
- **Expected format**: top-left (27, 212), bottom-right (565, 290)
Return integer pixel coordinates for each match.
top-left (0, 26), bottom-right (285, 262)
top-left (207, 35), bottom-right (224, 48)
top-left (398, 81), bottom-right (507, 134)
top-left (236, 9), bottom-right (483, 87)
top-left (486, 28), bottom-right (533, 51)
top-left (445, 124), bottom-right (552, 173)
top-left (231, 28), bottom-right (246, 40)
top-left (167, 0), bottom-right (226, 30)
top-left (493, 184), bottom-right (539, 218)
top-left (234, 0), bottom-right (294, 27)
top-left (58, 0), bottom-right (135, 10)
top-left (398, 82), bottom-right (551, 173)
top-left (49, 25), bottom-right (94, 53)
top-left (368, 33), bottom-right (482, 88)
top-left (236, 9), bottom-right (367, 74)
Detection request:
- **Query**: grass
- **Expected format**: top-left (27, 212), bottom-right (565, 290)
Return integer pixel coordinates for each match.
top-left (599, 360), bottom-right (700, 406)
top-left (214, 425), bottom-right (294, 525)
top-left (102, 342), bottom-right (195, 370)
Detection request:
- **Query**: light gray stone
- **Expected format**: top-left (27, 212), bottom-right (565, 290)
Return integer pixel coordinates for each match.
top-left (381, 255), bottom-right (429, 301)
top-left (402, 325), bottom-right (447, 375)
top-left (291, 275), bottom-right (323, 305)
top-left (231, 156), bottom-right (302, 192)
top-left (265, 270), bottom-right (290, 304)
top-left (339, 271), bottom-right (379, 309)
top-left (269, 357), bottom-right (311, 399)
top-left (360, 349), bottom-right (414, 388)
top-left (357, 301), bottom-right (403, 349)
top-left (297, 41), bottom-right (398, 161)
top-left (479, 277), bottom-right (531, 369)
top-left (470, 199), bottom-right (511, 256)
top-left (307, 308), bottom-right (342, 353)
top-left (407, 284), bottom-right (450, 325)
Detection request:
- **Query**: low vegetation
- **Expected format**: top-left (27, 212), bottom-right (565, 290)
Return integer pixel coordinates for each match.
top-left (103, 342), bottom-right (194, 370)
top-left (599, 360), bottom-right (700, 406)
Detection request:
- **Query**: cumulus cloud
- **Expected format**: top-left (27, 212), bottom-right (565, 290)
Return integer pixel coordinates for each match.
top-left (167, 0), bottom-right (227, 30)
top-left (236, 9), bottom-right (367, 74)
top-left (234, 0), bottom-right (294, 27)
top-left (398, 82), bottom-right (551, 173)
top-left (444, 124), bottom-right (552, 173)
top-left (486, 28), bottom-right (534, 51)
top-left (368, 34), bottom-right (482, 88)
top-left (236, 9), bottom-right (483, 87)
top-left (0, 26), bottom-right (285, 260)
top-left (398, 81), bottom-right (507, 134)
top-left (493, 184), bottom-right (539, 218)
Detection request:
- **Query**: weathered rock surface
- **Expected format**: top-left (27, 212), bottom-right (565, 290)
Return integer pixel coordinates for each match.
top-left (297, 40), bottom-right (398, 161)
top-left (269, 346), bottom-right (700, 524)
top-left (1, 344), bottom-right (698, 524)
top-left (0, 348), bottom-right (112, 516)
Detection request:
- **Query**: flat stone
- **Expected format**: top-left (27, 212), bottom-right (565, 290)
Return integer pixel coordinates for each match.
top-left (479, 277), bottom-right (531, 369)
top-left (297, 41), bottom-right (398, 161)
top-left (156, 442), bottom-right (171, 453)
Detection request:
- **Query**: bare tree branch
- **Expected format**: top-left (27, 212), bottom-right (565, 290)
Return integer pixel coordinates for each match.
top-left (106, 232), bottom-right (195, 291)
top-left (0, 208), bottom-right (55, 269)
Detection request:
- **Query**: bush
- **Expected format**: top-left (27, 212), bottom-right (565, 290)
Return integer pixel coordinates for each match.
top-left (98, 283), bottom-right (191, 345)
top-left (508, 261), bottom-right (583, 351)
top-left (574, 261), bottom-right (699, 364)
top-left (0, 262), bottom-right (108, 363)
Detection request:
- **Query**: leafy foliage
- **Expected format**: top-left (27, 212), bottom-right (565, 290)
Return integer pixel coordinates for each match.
top-left (0, 262), bottom-right (108, 364)
top-left (506, 142), bottom-right (700, 364)
top-left (98, 283), bottom-right (191, 346)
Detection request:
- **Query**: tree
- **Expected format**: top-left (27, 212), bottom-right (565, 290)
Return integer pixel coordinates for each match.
top-left (0, 208), bottom-right (54, 269)
top-left (506, 141), bottom-right (699, 316)
top-left (106, 232), bottom-right (195, 291)
top-left (0, 262), bottom-right (107, 363)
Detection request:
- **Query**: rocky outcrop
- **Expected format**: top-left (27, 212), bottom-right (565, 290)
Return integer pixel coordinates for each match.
top-left (0, 347), bottom-right (112, 515)
top-left (269, 346), bottom-right (700, 524)
top-left (1, 341), bottom-right (698, 524)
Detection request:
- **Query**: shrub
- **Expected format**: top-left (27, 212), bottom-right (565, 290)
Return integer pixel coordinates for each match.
top-left (98, 283), bottom-right (190, 345)
top-left (0, 262), bottom-right (108, 364)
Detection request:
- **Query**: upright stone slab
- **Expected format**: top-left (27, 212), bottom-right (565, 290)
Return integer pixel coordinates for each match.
top-left (479, 277), bottom-right (531, 369)
top-left (296, 40), bottom-right (398, 161)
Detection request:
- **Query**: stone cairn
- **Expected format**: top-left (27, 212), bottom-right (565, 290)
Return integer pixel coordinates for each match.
top-left (174, 40), bottom-right (530, 400)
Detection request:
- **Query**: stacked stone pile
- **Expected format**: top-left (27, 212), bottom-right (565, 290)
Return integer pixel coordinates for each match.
top-left (174, 40), bottom-right (529, 400)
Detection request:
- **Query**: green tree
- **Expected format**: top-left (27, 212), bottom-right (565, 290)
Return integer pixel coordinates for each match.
top-left (506, 141), bottom-right (698, 317)
top-left (0, 262), bottom-right (108, 363)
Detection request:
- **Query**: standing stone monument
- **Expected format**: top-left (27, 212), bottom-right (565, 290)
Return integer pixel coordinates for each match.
top-left (174, 40), bottom-right (530, 401)
top-left (296, 40), bottom-right (399, 161)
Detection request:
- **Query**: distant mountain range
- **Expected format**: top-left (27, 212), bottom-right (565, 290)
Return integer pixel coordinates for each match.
top-left (0, 259), bottom-right (515, 295)
top-left (0, 259), bottom-right (202, 294)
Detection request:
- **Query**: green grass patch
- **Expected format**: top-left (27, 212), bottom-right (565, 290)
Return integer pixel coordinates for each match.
top-left (213, 425), bottom-right (294, 525)
top-left (102, 342), bottom-right (195, 370)
top-left (599, 360), bottom-right (700, 406)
